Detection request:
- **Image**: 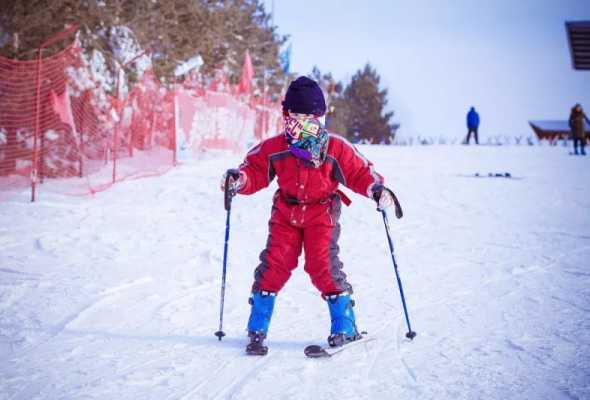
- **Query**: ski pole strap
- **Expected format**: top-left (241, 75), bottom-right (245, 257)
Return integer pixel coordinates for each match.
top-left (387, 188), bottom-right (403, 219)
top-left (373, 185), bottom-right (403, 219)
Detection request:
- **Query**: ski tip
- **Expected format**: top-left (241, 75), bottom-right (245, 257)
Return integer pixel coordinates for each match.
top-left (304, 344), bottom-right (331, 358)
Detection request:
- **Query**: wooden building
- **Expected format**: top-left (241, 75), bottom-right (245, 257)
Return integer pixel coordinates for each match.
top-left (566, 21), bottom-right (590, 70)
top-left (529, 120), bottom-right (589, 140)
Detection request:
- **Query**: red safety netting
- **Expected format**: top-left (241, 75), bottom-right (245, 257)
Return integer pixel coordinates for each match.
top-left (0, 41), bottom-right (88, 201)
top-left (0, 38), bottom-right (175, 201)
top-left (176, 74), bottom-right (283, 159)
top-left (0, 28), bottom-right (282, 202)
top-left (251, 94), bottom-right (283, 142)
top-left (107, 69), bottom-right (176, 187)
top-left (176, 88), bottom-right (255, 156)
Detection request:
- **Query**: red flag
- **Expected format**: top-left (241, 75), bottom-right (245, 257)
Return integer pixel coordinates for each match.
top-left (50, 86), bottom-right (75, 130)
top-left (238, 50), bottom-right (254, 94)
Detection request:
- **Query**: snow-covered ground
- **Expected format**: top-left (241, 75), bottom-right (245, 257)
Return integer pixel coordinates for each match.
top-left (1, 145), bottom-right (589, 400)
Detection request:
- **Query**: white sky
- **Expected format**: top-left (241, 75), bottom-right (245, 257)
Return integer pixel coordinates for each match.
top-left (267, 0), bottom-right (590, 139)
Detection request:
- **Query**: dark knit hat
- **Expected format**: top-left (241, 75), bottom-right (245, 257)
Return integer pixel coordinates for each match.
top-left (282, 76), bottom-right (326, 116)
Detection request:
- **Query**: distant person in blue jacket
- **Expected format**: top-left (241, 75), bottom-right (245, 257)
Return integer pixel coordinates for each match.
top-left (465, 107), bottom-right (480, 145)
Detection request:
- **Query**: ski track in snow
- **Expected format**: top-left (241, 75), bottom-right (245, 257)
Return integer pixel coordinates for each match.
top-left (1, 146), bottom-right (590, 400)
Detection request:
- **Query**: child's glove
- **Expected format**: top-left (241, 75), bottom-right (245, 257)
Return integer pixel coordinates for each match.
top-left (220, 169), bottom-right (246, 193)
top-left (371, 184), bottom-right (403, 218)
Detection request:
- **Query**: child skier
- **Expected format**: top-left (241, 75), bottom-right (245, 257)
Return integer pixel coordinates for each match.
top-left (221, 76), bottom-right (401, 355)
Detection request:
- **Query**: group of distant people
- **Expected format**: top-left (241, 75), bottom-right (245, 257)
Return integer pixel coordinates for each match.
top-left (464, 104), bottom-right (589, 155)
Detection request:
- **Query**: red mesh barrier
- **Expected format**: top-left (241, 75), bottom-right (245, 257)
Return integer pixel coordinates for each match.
top-left (109, 70), bottom-right (176, 186)
top-left (251, 95), bottom-right (283, 142)
top-left (0, 28), bottom-right (281, 202)
top-left (176, 88), bottom-right (256, 157)
top-left (176, 78), bottom-right (283, 158)
top-left (0, 41), bottom-right (86, 200)
top-left (0, 32), bottom-right (175, 201)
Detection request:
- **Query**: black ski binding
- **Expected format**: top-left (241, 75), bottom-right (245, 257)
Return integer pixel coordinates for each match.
top-left (245, 332), bottom-right (268, 356)
top-left (328, 332), bottom-right (362, 347)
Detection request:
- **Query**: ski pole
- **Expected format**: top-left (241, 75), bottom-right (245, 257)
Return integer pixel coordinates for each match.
top-left (380, 209), bottom-right (417, 340)
top-left (215, 172), bottom-right (238, 341)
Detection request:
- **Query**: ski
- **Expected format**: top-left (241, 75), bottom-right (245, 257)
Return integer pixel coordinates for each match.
top-left (474, 172), bottom-right (516, 178)
top-left (304, 335), bottom-right (375, 358)
top-left (457, 172), bottom-right (522, 180)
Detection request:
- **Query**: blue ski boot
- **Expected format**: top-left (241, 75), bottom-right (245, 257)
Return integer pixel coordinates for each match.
top-left (246, 291), bottom-right (276, 355)
top-left (326, 292), bottom-right (361, 347)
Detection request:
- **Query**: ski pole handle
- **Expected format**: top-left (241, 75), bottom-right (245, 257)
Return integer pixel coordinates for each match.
top-left (373, 186), bottom-right (403, 219)
top-left (224, 169), bottom-right (240, 211)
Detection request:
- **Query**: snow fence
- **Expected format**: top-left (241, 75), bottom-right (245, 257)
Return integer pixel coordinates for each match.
top-left (0, 33), bottom-right (281, 202)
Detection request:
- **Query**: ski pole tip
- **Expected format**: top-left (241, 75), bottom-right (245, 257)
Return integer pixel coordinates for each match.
top-left (215, 331), bottom-right (226, 341)
top-left (406, 331), bottom-right (417, 340)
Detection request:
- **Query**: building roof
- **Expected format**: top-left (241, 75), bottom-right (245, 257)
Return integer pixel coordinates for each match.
top-left (529, 120), bottom-right (589, 139)
top-left (566, 21), bottom-right (590, 70)
top-left (529, 120), bottom-right (570, 132)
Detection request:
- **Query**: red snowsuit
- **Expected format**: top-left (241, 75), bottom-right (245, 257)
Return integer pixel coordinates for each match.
top-left (237, 133), bottom-right (384, 296)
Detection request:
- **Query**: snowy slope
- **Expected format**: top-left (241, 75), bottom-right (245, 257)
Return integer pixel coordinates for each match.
top-left (1, 145), bottom-right (589, 400)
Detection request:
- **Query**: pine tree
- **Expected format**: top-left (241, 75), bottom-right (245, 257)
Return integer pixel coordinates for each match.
top-left (307, 66), bottom-right (345, 134)
top-left (0, 0), bottom-right (290, 175)
top-left (330, 63), bottom-right (396, 144)
top-left (0, 0), bottom-right (288, 92)
top-left (204, 0), bottom-right (288, 94)
top-left (0, 0), bottom-right (84, 59)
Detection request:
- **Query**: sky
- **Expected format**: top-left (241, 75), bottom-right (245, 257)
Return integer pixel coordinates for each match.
top-left (266, 0), bottom-right (590, 140)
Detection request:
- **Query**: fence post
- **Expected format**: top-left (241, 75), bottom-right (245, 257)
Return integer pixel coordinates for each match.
top-left (30, 25), bottom-right (79, 202)
top-left (78, 91), bottom-right (87, 178)
top-left (172, 87), bottom-right (178, 165)
top-left (112, 71), bottom-right (120, 184)
top-left (31, 47), bottom-right (43, 202)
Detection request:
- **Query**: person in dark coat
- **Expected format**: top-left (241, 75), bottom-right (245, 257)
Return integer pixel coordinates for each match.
top-left (569, 104), bottom-right (590, 155)
top-left (465, 107), bottom-right (480, 145)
